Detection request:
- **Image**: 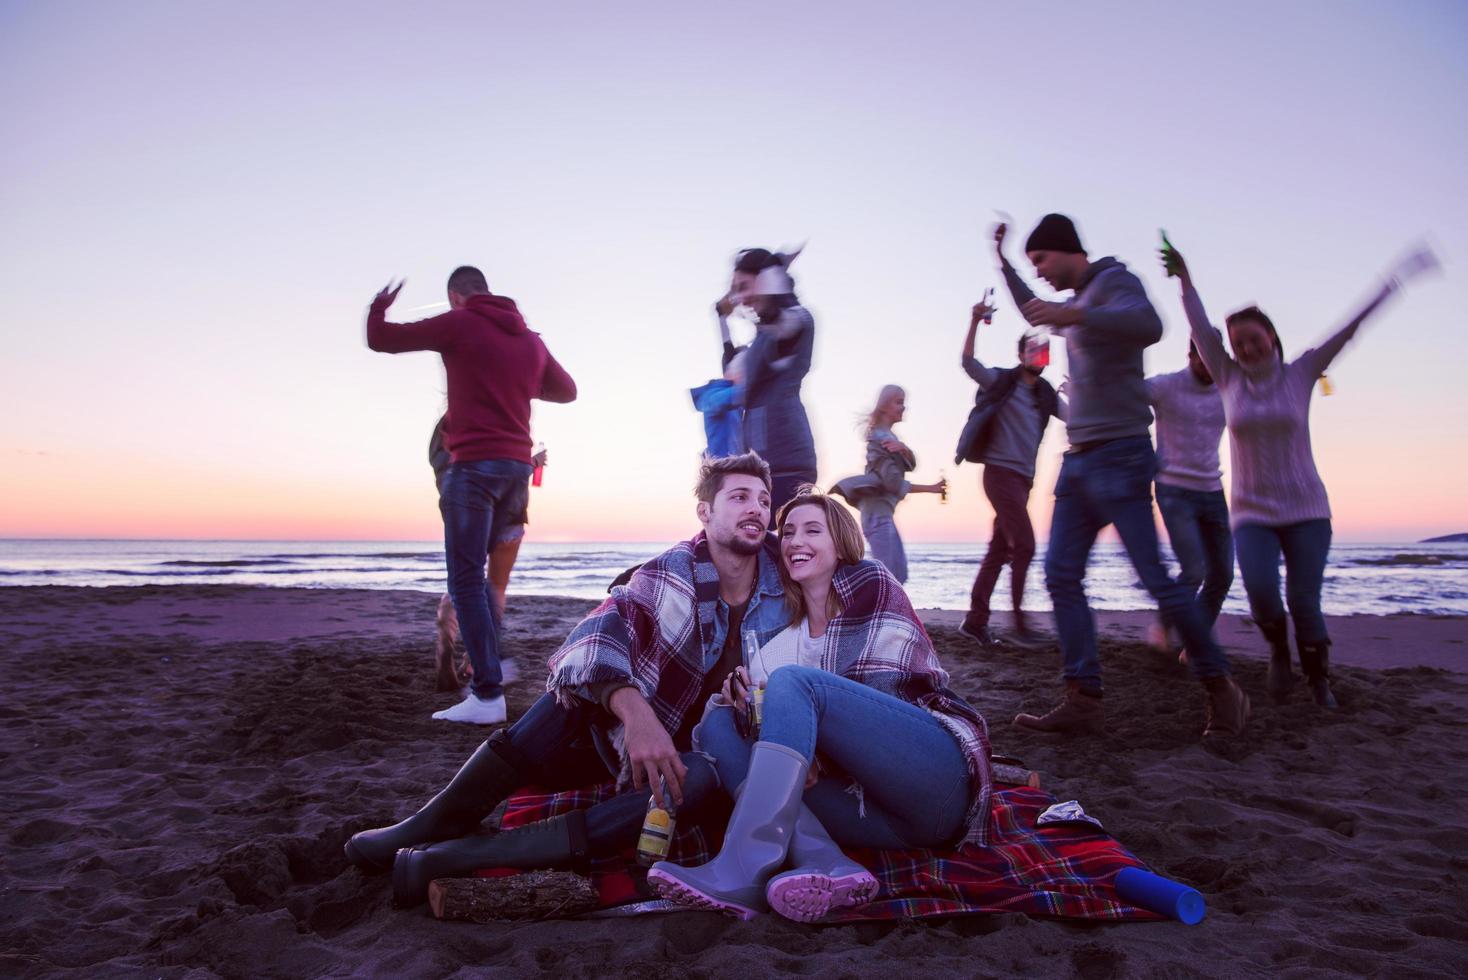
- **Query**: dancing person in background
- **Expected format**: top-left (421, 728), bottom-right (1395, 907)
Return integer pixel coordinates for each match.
top-left (1144, 333), bottom-right (1232, 658)
top-left (997, 214), bottom-right (1249, 739)
top-left (954, 294), bottom-right (1065, 646)
top-left (734, 251), bottom-right (818, 522)
top-left (648, 491), bottom-right (993, 922)
top-left (367, 265), bottom-right (576, 725)
top-left (830, 385), bottom-right (946, 583)
top-left (430, 415), bottom-right (548, 692)
top-left (1162, 238), bottom-right (1439, 708)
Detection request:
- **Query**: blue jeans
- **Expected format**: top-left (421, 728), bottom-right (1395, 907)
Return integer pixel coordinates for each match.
top-left (1044, 437), bottom-right (1229, 690)
top-left (1234, 520), bottom-right (1332, 646)
top-left (860, 510), bottom-right (908, 584)
top-left (440, 459), bottom-right (534, 700)
top-left (499, 693), bottom-right (721, 857)
top-left (1155, 483), bottom-right (1234, 628)
top-left (694, 666), bottom-right (971, 849)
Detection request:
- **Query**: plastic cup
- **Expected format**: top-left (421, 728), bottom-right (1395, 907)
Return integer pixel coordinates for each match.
top-left (1114, 867), bottom-right (1205, 925)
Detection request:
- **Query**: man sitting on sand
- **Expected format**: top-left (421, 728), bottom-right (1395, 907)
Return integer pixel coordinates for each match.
top-left (345, 452), bottom-right (793, 908)
top-left (367, 266), bottom-right (576, 725)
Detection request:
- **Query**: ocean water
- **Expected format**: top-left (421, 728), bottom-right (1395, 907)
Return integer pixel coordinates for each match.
top-left (2, 539), bottom-right (1466, 617)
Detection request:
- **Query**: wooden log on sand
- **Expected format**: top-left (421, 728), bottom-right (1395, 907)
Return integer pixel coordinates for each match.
top-left (428, 871), bottom-right (601, 922)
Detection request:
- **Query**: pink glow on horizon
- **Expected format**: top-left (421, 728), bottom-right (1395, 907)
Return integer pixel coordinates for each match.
top-left (1, 2), bottom-right (1464, 546)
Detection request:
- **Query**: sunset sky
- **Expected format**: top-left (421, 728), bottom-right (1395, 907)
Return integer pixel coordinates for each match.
top-left (3, 0), bottom-right (1465, 545)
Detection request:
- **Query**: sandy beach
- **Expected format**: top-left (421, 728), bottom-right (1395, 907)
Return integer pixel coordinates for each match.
top-left (2, 585), bottom-right (1465, 978)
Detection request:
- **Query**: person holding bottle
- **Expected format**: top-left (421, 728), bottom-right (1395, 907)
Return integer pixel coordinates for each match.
top-left (649, 491), bottom-right (993, 923)
top-left (954, 293), bottom-right (1065, 646)
top-left (831, 385), bottom-right (947, 584)
top-left (1161, 237), bottom-right (1438, 708)
top-left (996, 213), bottom-right (1249, 739)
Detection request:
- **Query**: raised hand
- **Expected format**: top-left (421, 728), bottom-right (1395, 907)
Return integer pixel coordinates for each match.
top-left (714, 291), bottom-right (737, 317)
top-left (1021, 298), bottom-right (1080, 328)
top-left (1159, 243), bottom-right (1190, 284)
top-left (1391, 245), bottom-right (1441, 287)
top-left (372, 280), bottom-right (404, 309)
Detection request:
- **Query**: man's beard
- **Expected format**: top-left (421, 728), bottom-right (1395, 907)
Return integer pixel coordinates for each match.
top-left (716, 527), bottom-right (765, 556)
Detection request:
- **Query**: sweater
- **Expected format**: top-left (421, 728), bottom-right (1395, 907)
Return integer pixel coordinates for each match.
top-left (1181, 283), bottom-right (1352, 528)
top-left (367, 293), bottom-right (576, 464)
top-left (1002, 256), bottom-right (1162, 445)
top-left (1145, 368), bottom-right (1226, 492)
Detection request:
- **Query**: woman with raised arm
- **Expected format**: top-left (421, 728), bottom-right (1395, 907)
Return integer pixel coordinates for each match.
top-left (830, 385), bottom-right (946, 583)
top-left (1161, 240), bottom-right (1437, 708)
top-left (648, 491), bottom-right (993, 923)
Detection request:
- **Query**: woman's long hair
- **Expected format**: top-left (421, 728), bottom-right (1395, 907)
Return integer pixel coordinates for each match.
top-left (860, 384), bottom-right (904, 439)
top-left (774, 489), bottom-right (865, 623)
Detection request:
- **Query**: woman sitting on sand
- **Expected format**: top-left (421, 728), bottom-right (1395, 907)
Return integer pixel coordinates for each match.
top-left (648, 490), bottom-right (993, 922)
top-left (831, 385), bottom-right (946, 583)
top-left (1161, 240), bottom-right (1438, 708)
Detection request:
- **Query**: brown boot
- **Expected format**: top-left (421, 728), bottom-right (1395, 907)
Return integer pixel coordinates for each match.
top-left (1014, 682), bottom-right (1104, 735)
top-left (1202, 676), bottom-right (1251, 738)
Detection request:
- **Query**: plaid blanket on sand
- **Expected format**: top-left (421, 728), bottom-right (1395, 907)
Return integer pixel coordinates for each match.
top-left (490, 783), bottom-right (1162, 922)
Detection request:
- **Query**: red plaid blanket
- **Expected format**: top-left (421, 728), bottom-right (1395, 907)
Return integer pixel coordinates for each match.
top-left (491, 783), bottom-right (1162, 922)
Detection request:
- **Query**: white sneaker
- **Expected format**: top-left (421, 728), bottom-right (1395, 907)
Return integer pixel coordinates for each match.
top-left (499, 658), bottom-right (520, 685)
top-left (431, 694), bottom-right (507, 725)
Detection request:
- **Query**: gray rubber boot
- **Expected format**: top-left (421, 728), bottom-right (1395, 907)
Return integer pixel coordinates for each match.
top-left (344, 739), bottom-right (522, 874)
top-left (647, 741), bottom-right (808, 919)
top-left (765, 805), bottom-right (879, 922)
top-left (392, 810), bottom-right (589, 908)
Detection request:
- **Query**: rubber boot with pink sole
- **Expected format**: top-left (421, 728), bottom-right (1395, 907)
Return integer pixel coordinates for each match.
top-left (765, 806), bottom-right (878, 922)
top-left (647, 741), bottom-right (807, 919)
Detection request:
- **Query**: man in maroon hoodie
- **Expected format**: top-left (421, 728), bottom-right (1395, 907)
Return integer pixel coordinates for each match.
top-left (368, 266), bottom-right (577, 724)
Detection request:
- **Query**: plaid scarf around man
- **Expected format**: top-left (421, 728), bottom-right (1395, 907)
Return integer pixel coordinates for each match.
top-left (545, 532), bottom-right (788, 786)
top-left (823, 559), bottom-right (996, 848)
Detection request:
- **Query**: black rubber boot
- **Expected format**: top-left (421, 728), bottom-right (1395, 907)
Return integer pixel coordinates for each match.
top-left (391, 810), bottom-right (590, 907)
top-left (345, 738), bottom-right (523, 874)
top-left (1259, 619), bottom-right (1295, 704)
top-left (1297, 641), bottom-right (1339, 709)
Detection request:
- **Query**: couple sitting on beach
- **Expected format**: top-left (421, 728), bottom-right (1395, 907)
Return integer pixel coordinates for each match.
top-left (346, 451), bottom-right (994, 922)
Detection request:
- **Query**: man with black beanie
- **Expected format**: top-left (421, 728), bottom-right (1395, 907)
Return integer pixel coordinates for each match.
top-left (994, 214), bottom-right (1249, 740)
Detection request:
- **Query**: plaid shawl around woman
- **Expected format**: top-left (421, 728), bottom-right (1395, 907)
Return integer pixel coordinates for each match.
top-left (821, 558), bottom-right (995, 848)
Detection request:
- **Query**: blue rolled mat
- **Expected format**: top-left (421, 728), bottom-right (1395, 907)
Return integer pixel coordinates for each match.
top-left (1115, 867), bottom-right (1206, 925)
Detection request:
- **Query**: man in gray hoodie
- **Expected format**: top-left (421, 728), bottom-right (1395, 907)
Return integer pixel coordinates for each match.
top-left (995, 214), bottom-right (1248, 739)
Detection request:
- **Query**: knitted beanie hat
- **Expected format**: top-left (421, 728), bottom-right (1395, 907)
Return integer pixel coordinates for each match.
top-left (1025, 213), bottom-right (1085, 254)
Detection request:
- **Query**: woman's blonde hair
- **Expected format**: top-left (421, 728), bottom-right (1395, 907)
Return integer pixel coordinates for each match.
top-left (860, 384), bottom-right (905, 439)
top-left (774, 488), bottom-right (866, 622)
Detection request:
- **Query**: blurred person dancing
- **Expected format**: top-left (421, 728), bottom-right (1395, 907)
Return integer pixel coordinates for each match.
top-left (732, 250), bottom-right (819, 522)
top-left (367, 266), bottom-right (576, 725)
top-left (1162, 238), bottom-right (1438, 708)
top-left (954, 294), bottom-right (1065, 646)
top-left (830, 386), bottom-right (947, 583)
top-left (997, 214), bottom-right (1248, 739)
top-left (1144, 331), bottom-right (1232, 656)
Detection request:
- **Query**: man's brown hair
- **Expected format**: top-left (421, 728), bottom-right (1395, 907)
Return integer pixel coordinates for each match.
top-left (694, 451), bottom-right (773, 504)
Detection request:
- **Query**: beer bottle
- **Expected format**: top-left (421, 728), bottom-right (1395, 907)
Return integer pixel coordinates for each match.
top-left (636, 778), bottom-right (677, 867)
